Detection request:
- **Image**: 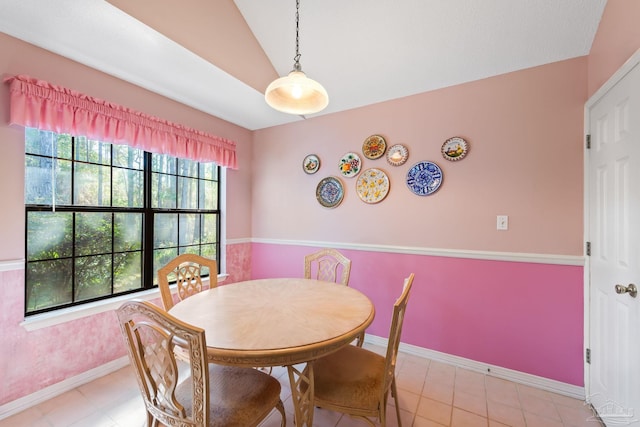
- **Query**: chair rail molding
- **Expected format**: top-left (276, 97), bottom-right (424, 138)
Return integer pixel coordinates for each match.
top-left (251, 238), bottom-right (584, 266)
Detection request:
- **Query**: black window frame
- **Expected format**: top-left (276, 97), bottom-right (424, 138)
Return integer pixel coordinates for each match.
top-left (24, 129), bottom-right (220, 316)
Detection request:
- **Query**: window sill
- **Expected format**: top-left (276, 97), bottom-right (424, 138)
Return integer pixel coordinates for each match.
top-left (21, 273), bottom-right (229, 331)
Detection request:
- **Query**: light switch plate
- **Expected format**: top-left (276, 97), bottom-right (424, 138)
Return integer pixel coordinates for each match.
top-left (497, 215), bottom-right (508, 230)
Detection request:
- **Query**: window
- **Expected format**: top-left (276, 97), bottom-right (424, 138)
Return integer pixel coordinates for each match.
top-left (24, 128), bottom-right (220, 316)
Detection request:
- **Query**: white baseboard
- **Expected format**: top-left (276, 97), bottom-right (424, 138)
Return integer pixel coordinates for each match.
top-left (0, 356), bottom-right (130, 420)
top-left (366, 335), bottom-right (585, 400)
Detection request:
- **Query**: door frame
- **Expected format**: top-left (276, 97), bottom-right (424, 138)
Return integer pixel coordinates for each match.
top-left (583, 47), bottom-right (640, 401)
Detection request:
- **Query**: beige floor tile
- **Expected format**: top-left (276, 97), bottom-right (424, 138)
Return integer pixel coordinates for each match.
top-left (556, 403), bottom-right (601, 427)
top-left (454, 390), bottom-right (488, 417)
top-left (519, 392), bottom-right (561, 420)
top-left (451, 408), bottom-right (488, 427)
top-left (422, 378), bottom-right (454, 405)
top-left (487, 399), bottom-right (526, 427)
top-left (413, 415), bottom-right (448, 427)
top-left (396, 389), bottom-right (421, 414)
top-left (0, 406), bottom-right (49, 427)
top-left (416, 397), bottom-right (452, 426)
top-left (0, 349), bottom-right (602, 427)
top-left (524, 412), bottom-right (565, 427)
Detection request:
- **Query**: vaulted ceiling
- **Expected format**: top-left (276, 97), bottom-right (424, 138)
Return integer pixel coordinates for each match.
top-left (0, 0), bottom-right (607, 130)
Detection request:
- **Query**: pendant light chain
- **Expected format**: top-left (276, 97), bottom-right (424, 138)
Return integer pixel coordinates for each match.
top-left (264, 0), bottom-right (328, 115)
top-left (293, 0), bottom-right (301, 71)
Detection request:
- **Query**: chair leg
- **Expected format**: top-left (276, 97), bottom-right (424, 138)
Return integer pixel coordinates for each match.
top-left (276, 399), bottom-right (286, 427)
top-left (391, 377), bottom-right (402, 427)
top-left (355, 331), bottom-right (365, 347)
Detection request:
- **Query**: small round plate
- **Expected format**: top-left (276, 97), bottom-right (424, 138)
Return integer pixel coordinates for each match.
top-left (406, 161), bottom-right (443, 196)
top-left (303, 154), bottom-right (320, 174)
top-left (362, 135), bottom-right (387, 159)
top-left (316, 176), bottom-right (345, 208)
top-left (386, 144), bottom-right (409, 166)
top-left (356, 168), bottom-right (390, 204)
top-left (441, 137), bottom-right (469, 161)
top-left (339, 152), bottom-right (362, 178)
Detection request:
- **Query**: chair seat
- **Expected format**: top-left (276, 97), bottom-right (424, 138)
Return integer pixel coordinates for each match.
top-left (313, 345), bottom-right (386, 412)
top-left (176, 364), bottom-right (282, 427)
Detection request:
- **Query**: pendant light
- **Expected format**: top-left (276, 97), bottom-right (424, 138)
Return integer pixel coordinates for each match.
top-left (264, 0), bottom-right (328, 115)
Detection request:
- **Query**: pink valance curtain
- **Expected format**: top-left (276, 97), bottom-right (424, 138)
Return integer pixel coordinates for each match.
top-left (4, 75), bottom-right (237, 169)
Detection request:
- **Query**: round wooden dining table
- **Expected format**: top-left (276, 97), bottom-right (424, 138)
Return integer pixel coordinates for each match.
top-left (168, 277), bottom-right (375, 426)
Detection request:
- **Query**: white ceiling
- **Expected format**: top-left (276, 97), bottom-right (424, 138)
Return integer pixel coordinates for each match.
top-left (0, 0), bottom-right (607, 130)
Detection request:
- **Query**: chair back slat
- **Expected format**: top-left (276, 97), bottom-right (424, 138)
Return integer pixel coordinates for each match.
top-left (304, 248), bottom-right (352, 286)
top-left (382, 273), bottom-right (415, 398)
top-left (158, 254), bottom-right (218, 310)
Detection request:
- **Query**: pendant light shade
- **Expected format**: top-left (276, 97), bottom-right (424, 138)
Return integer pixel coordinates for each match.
top-left (265, 69), bottom-right (328, 115)
top-left (264, 0), bottom-right (328, 115)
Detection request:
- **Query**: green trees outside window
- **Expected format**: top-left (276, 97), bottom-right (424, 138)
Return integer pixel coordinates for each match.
top-left (24, 128), bottom-right (220, 315)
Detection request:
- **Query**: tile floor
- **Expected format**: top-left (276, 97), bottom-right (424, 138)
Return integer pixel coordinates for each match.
top-left (0, 344), bottom-right (603, 427)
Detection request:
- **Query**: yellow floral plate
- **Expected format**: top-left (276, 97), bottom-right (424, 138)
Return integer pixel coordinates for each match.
top-left (356, 168), bottom-right (390, 204)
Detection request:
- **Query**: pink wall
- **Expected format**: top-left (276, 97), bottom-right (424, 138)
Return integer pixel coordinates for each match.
top-left (252, 244), bottom-right (584, 385)
top-left (251, 58), bottom-right (586, 255)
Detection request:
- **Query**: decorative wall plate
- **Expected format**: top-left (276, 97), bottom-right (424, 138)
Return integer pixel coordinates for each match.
top-left (339, 152), bottom-right (362, 177)
top-left (303, 154), bottom-right (320, 174)
top-left (406, 161), bottom-right (443, 196)
top-left (441, 137), bottom-right (469, 161)
top-left (356, 168), bottom-right (390, 204)
top-left (386, 144), bottom-right (409, 166)
top-left (316, 176), bottom-right (345, 208)
top-left (362, 135), bottom-right (387, 159)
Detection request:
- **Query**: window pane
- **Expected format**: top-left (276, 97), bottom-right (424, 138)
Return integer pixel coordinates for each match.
top-left (114, 213), bottom-right (142, 252)
top-left (113, 168), bottom-right (144, 208)
top-left (26, 259), bottom-right (72, 311)
top-left (178, 158), bottom-right (198, 178)
top-left (25, 129), bottom-right (72, 159)
top-left (200, 243), bottom-right (217, 261)
top-left (74, 163), bottom-right (112, 206)
top-left (27, 212), bottom-right (73, 260)
top-left (75, 255), bottom-right (112, 301)
top-left (152, 154), bottom-right (177, 174)
top-left (179, 214), bottom-right (200, 246)
top-left (152, 172), bottom-right (176, 208)
top-left (199, 179), bottom-right (218, 210)
top-left (202, 214), bottom-right (218, 244)
top-left (112, 144), bottom-right (143, 169)
top-left (75, 137), bottom-right (111, 165)
top-left (154, 213), bottom-right (178, 249)
top-left (199, 163), bottom-right (218, 180)
top-left (25, 157), bottom-right (72, 205)
top-left (178, 177), bottom-right (198, 209)
top-left (114, 251), bottom-right (142, 292)
top-left (153, 248), bottom-right (178, 285)
top-left (75, 212), bottom-right (112, 256)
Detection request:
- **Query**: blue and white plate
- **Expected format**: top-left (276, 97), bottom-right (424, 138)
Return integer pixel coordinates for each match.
top-left (406, 161), bottom-right (443, 196)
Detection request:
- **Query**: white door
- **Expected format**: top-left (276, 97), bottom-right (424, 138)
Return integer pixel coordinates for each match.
top-left (587, 51), bottom-right (640, 426)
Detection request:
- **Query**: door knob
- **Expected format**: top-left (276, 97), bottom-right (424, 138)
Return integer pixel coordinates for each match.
top-left (615, 283), bottom-right (638, 298)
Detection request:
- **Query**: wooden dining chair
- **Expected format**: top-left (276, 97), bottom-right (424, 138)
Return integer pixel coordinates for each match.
top-left (158, 253), bottom-right (218, 310)
top-left (304, 248), bottom-right (352, 286)
top-left (307, 273), bottom-right (415, 427)
top-left (117, 300), bottom-right (286, 427)
top-left (304, 248), bottom-right (365, 346)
